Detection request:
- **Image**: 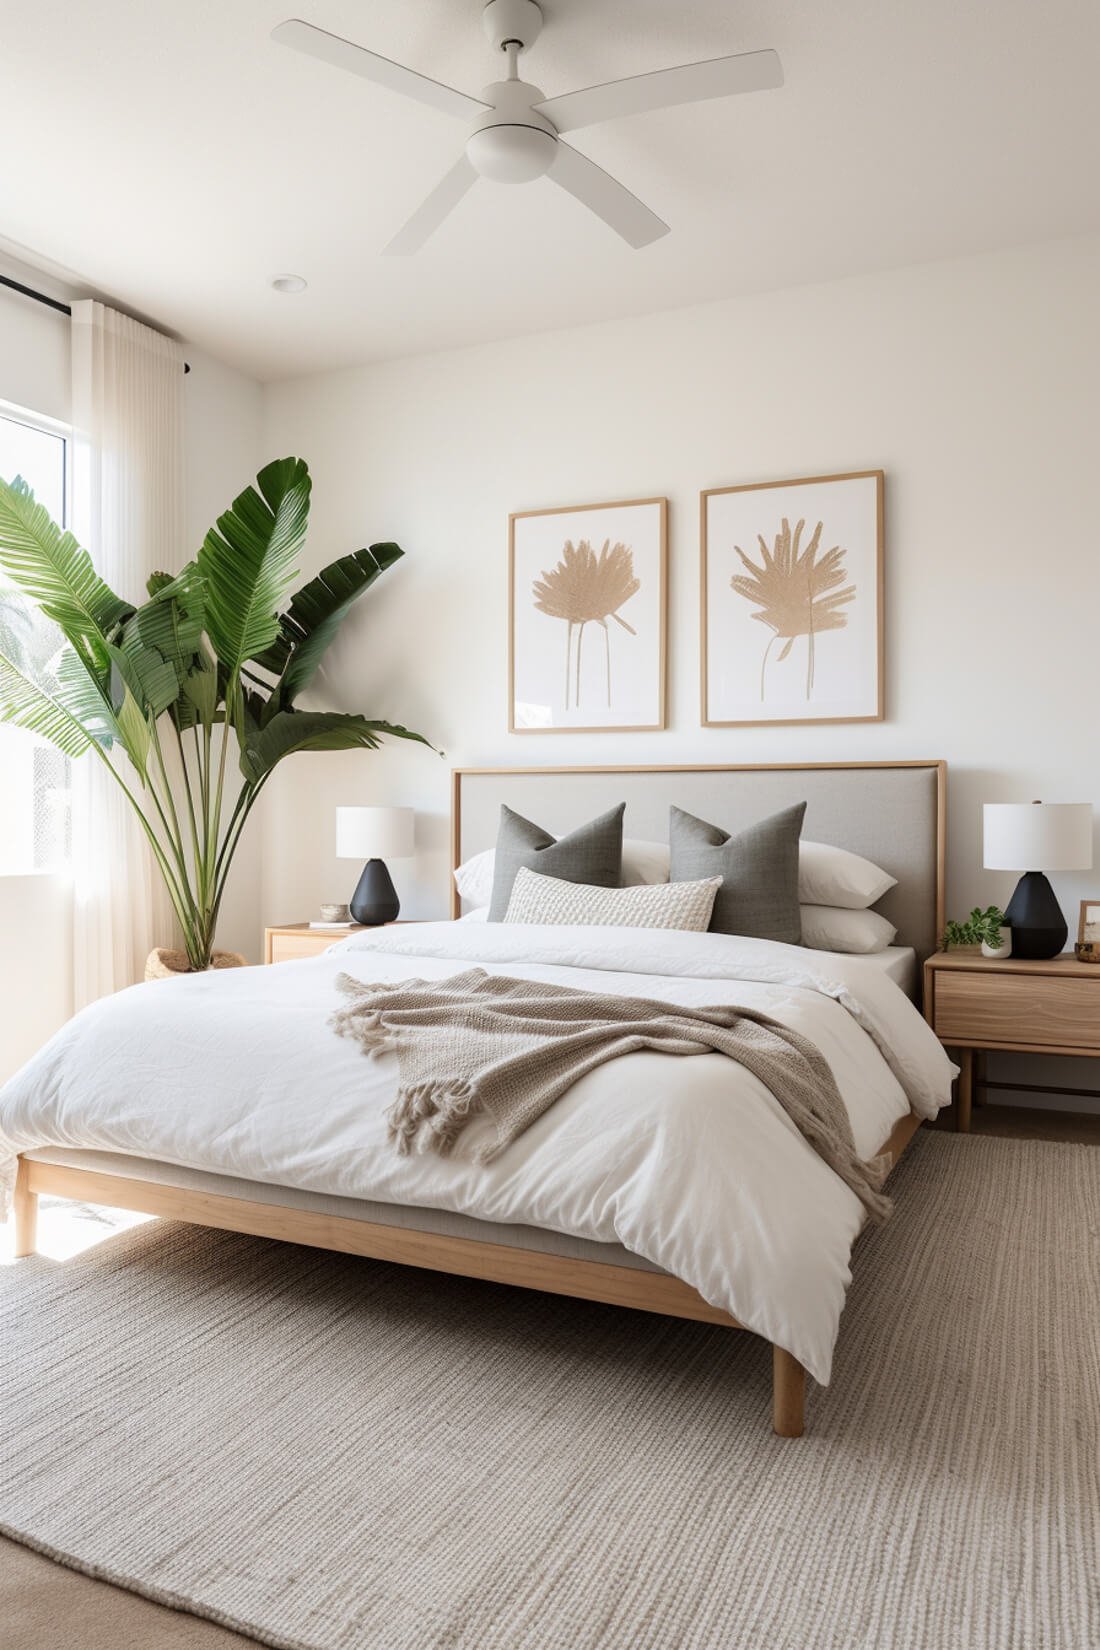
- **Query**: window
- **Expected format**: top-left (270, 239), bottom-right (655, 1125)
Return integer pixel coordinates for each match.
top-left (0, 405), bottom-right (71, 873)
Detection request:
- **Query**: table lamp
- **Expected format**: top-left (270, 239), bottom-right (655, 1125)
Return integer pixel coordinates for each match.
top-left (336, 806), bottom-right (415, 926)
top-left (983, 801), bottom-right (1093, 959)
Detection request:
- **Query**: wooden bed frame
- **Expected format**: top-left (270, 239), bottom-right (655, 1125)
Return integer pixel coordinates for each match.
top-left (10, 759), bottom-right (945, 1438)
top-left (12, 1110), bottom-right (920, 1436)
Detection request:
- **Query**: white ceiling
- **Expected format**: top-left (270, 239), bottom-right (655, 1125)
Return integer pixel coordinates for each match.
top-left (2, 0), bottom-right (1097, 381)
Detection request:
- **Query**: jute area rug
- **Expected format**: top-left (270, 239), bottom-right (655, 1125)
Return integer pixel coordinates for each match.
top-left (1, 1133), bottom-right (1097, 1650)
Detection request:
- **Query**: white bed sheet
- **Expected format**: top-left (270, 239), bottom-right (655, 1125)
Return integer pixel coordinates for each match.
top-left (846, 945), bottom-right (917, 993)
top-left (0, 923), bottom-right (954, 1383)
top-left (460, 909), bottom-right (920, 996)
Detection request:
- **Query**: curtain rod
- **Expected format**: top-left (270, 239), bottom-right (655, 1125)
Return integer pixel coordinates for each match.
top-left (0, 273), bottom-right (191, 373)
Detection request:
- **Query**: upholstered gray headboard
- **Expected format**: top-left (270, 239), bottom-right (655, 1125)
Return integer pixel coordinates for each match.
top-left (451, 761), bottom-right (946, 962)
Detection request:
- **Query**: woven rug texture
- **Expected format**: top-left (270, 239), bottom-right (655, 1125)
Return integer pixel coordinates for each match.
top-left (1, 1132), bottom-right (1097, 1650)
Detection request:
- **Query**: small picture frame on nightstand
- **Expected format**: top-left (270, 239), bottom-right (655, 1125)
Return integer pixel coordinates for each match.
top-left (1076, 900), bottom-right (1100, 962)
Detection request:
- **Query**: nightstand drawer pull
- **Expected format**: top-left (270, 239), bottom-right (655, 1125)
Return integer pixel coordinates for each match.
top-left (935, 973), bottom-right (1100, 1050)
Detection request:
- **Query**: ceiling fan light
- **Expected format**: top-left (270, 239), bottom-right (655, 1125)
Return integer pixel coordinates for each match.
top-left (466, 124), bottom-right (556, 183)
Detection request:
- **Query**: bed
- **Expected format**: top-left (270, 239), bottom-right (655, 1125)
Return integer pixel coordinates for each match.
top-left (2, 759), bottom-right (951, 1437)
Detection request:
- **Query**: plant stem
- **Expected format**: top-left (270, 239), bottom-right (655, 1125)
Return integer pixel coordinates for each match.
top-left (209, 774), bottom-right (269, 932)
top-left (213, 784), bottom-right (252, 883)
top-left (147, 720), bottom-right (197, 928)
top-left (207, 685), bottom-right (233, 880)
top-left (87, 742), bottom-right (193, 945)
top-left (174, 722), bottom-right (203, 889)
top-left (575, 621), bottom-right (585, 707)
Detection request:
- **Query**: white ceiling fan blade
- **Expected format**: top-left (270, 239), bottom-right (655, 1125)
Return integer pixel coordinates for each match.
top-left (382, 155), bottom-right (478, 255)
top-left (272, 19), bottom-right (488, 122)
top-left (536, 48), bottom-right (783, 134)
top-left (549, 143), bottom-right (669, 249)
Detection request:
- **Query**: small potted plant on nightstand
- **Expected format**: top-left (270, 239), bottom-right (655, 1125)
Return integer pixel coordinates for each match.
top-left (943, 906), bottom-right (1011, 958)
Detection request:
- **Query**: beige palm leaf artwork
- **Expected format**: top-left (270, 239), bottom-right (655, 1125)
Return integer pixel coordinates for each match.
top-left (533, 538), bottom-right (640, 709)
top-left (730, 516), bottom-right (855, 701)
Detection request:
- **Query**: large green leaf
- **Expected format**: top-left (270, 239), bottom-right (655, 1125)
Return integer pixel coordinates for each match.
top-left (0, 596), bottom-right (117, 758)
top-left (123, 564), bottom-right (204, 687)
top-left (252, 542), bottom-right (403, 707)
top-left (111, 679), bottom-right (151, 782)
top-left (196, 458), bottom-right (311, 672)
top-left (0, 477), bottom-right (131, 671)
top-left (107, 641), bottom-right (180, 721)
top-left (239, 709), bottom-right (432, 785)
top-left (118, 564), bottom-right (205, 731)
top-left (181, 653), bottom-right (219, 730)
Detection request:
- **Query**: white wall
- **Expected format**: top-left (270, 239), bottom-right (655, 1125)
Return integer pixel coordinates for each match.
top-left (180, 346), bottom-right (264, 962)
top-left (261, 233), bottom-right (1100, 1106)
top-left (0, 291), bottom-right (265, 1080)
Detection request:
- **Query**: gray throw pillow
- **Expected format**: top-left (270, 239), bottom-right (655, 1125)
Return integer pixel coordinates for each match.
top-left (668, 802), bottom-right (806, 943)
top-left (488, 803), bottom-right (625, 922)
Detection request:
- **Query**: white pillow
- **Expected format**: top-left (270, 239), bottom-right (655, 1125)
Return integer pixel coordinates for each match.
top-left (799, 904), bottom-right (898, 954)
top-left (452, 849), bottom-right (497, 908)
top-left (454, 837), bottom-right (670, 908)
top-left (620, 839), bottom-right (671, 885)
top-left (798, 840), bottom-right (896, 910)
top-left (504, 866), bottom-right (721, 931)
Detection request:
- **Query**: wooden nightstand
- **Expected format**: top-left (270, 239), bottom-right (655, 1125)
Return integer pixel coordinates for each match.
top-left (923, 950), bottom-right (1100, 1131)
top-left (264, 921), bottom-right (421, 964)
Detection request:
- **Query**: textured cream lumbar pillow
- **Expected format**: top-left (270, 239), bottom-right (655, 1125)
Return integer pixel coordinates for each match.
top-left (504, 866), bottom-right (722, 931)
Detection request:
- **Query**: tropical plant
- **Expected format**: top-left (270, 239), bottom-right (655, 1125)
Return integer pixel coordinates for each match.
top-left (942, 906), bottom-right (1008, 950)
top-left (730, 516), bottom-right (855, 701)
top-left (0, 457), bottom-right (432, 972)
top-left (532, 538), bottom-right (640, 709)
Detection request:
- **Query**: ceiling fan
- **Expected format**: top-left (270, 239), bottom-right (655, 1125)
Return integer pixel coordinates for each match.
top-left (272, 0), bottom-right (783, 254)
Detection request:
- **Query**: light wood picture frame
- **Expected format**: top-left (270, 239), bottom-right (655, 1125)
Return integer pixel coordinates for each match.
top-left (1078, 900), bottom-right (1100, 946)
top-left (509, 497), bottom-right (667, 734)
top-left (701, 470), bottom-right (884, 727)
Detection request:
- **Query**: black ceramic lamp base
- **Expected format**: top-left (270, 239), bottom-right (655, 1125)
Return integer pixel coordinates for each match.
top-left (350, 858), bottom-right (400, 926)
top-left (1004, 871), bottom-right (1067, 959)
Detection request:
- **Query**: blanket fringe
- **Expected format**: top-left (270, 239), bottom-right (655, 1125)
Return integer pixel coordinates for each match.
top-left (330, 995), bottom-right (398, 1057)
top-left (386, 1081), bottom-right (479, 1157)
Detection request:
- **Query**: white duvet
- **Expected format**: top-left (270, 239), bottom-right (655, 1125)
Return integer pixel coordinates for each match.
top-left (0, 922), bottom-right (954, 1383)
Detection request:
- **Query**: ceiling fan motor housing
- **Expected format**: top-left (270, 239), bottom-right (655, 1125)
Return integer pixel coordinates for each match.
top-left (466, 79), bottom-right (557, 182)
top-left (482, 0), bottom-right (543, 54)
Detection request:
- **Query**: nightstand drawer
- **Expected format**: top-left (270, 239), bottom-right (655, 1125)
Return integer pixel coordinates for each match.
top-left (268, 931), bottom-right (347, 964)
top-left (264, 922), bottom-right (428, 964)
top-left (933, 972), bottom-right (1100, 1050)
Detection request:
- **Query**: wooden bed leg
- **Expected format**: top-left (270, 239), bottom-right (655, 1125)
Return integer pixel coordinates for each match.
top-left (772, 1344), bottom-right (805, 1437)
top-left (12, 1158), bottom-right (38, 1258)
top-left (956, 1048), bottom-right (974, 1133)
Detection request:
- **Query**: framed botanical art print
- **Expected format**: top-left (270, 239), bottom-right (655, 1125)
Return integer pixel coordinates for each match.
top-left (509, 496), bottom-right (667, 733)
top-left (1078, 900), bottom-right (1100, 963)
top-left (701, 471), bottom-right (884, 727)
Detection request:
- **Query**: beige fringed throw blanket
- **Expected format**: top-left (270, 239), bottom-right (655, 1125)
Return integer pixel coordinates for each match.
top-left (332, 968), bottom-right (891, 1222)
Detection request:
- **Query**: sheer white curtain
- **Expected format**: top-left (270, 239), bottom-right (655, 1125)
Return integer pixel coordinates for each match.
top-left (70, 300), bottom-right (186, 1006)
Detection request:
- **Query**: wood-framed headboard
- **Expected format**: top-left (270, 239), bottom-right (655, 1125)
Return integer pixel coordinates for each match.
top-left (450, 760), bottom-right (946, 961)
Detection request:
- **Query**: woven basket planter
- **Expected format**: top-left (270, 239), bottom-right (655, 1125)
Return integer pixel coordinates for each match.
top-left (144, 948), bottom-right (248, 982)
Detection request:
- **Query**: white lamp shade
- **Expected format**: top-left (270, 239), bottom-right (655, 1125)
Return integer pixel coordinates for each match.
top-left (983, 803), bottom-right (1093, 872)
top-left (336, 806), bottom-right (415, 861)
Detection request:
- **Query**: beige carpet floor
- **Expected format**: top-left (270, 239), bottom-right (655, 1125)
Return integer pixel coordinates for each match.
top-left (0, 1535), bottom-right (260, 1648)
top-left (1, 1132), bottom-right (1098, 1650)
